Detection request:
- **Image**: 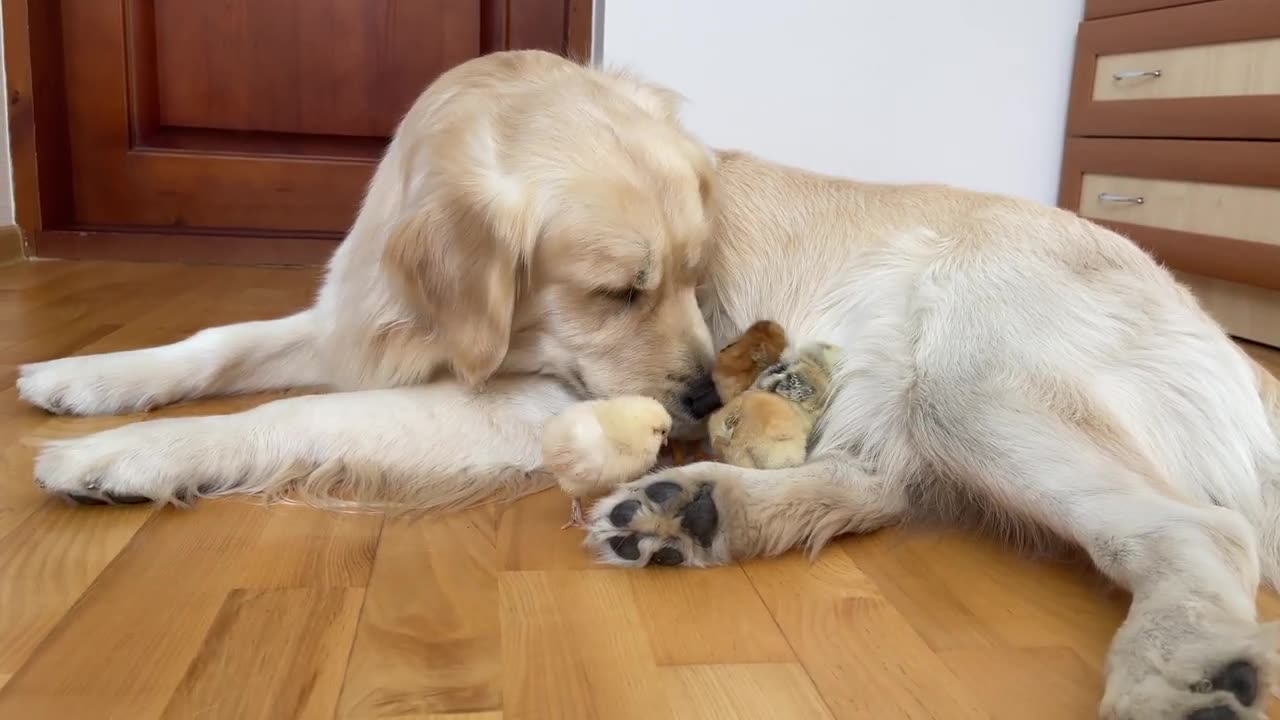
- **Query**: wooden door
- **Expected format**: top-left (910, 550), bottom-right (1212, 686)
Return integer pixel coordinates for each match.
top-left (4, 0), bottom-right (591, 265)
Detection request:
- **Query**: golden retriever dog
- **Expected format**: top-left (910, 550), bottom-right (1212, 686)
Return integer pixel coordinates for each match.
top-left (17, 50), bottom-right (1280, 719)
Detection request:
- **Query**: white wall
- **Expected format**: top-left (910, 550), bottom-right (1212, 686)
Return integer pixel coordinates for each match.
top-left (600, 0), bottom-right (1085, 206)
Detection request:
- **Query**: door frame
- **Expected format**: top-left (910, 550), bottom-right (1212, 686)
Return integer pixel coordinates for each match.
top-left (1, 0), bottom-right (594, 265)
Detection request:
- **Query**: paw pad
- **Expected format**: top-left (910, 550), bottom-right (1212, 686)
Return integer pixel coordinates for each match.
top-left (1185, 706), bottom-right (1237, 720)
top-left (644, 480), bottom-right (683, 505)
top-left (609, 499), bottom-right (641, 527)
top-left (649, 547), bottom-right (685, 566)
top-left (1208, 660), bottom-right (1257, 707)
top-left (586, 474), bottom-right (730, 568)
top-left (67, 493), bottom-right (108, 506)
top-left (609, 534), bottom-right (642, 561)
top-left (679, 483), bottom-right (719, 548)
top-left (64, 491), bottom-right (152, 507)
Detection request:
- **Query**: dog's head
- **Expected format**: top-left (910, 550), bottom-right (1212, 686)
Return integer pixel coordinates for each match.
top-left (383, 51), bottom-right (721, 431)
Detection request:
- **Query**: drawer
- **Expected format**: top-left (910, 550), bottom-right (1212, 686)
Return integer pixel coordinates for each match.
top-left (1175, 271), bottom-right (1280, 348)
top-left (1067, 0), bottom-right (1280, 139)
top-left (1059, 138), bottom-right (1280, 291)
top-left (1093, 38), bottom-right (1280, 102)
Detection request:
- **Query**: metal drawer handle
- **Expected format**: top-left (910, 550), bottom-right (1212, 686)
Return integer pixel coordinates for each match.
top-left (1112, 69), bottom-right (1162, 81)
top-left (1098, 192), bottom-right (1145, 205)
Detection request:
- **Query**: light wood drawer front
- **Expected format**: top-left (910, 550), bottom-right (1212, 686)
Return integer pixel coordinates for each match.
top-left (1175, 271), bottom-right (1280, 348)
top-left (1079, 174), bottom-right (1280, 247)
top-left (1094, 37), bottom-right (1280, 101)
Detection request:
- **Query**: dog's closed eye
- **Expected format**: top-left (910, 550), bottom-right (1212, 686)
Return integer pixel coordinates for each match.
top-left (595, 286), bottom-right (643, 305)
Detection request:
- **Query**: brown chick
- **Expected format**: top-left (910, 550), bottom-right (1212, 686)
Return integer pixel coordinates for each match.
top-left (541, 396), bottom-right (673, 528)
top-left (709, 341), bottom-right (842, 470)
top-left (711, 320), bottom-right (789, 402)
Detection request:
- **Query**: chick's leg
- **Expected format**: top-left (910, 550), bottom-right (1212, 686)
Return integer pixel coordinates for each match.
top-left (583, 452), bottom-right (907, 567)
top-left (562, 497), bottom-right (586, 530)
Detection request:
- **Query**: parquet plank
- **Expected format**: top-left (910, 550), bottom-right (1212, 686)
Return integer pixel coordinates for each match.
top-left (744, 548), bottom-right (990, 720)
top-left (0, 502), bottom-right (153, 681)
top-left (838, 532), bottom-right (1001, 654)
top-left (0, 503), bottom-right (269, 720)
top-left (846, 530), bottom-right (1126, 669)
top-left (499, 571), bottom-right (606, 719)
top-left (940, 647), bottom-right (1100, 720)
top-left (661, 663), bottom-right (834, 720)
top-left (626, 566), bottom-right (795, 666)
top-left (0, 442), bottom-right (49, 540)
top-left (234, 504), bottom-right (382, 589)
top-left (497, 485), bottom-right (597, 571)
top-left (338, 506), bottom-right (500, 719)
top-left (501, 568), bottom-right (821, 720)
top-left (899, 534), bottom-right (1124, 668)
top-left (160, 587), bottom-right (365, 720)
top-left (0, 500), bottom-right (379, 720)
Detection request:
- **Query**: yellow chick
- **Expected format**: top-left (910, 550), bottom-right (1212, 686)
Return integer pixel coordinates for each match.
top-left (540, 396), bottom-right (673, 528)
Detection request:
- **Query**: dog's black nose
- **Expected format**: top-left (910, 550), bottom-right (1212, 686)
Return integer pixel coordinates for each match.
top-left (680, 374), bottom-right (722, 419)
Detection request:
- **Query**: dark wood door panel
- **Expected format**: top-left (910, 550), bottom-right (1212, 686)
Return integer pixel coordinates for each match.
top-left (149, 0), bottom-right (481, 139)
top-left (75, 152), bottom-right (375, 233)
top-left (5, 0), bottom-right (589, 264)
top-left (59, 1), bottom-right (367, 233)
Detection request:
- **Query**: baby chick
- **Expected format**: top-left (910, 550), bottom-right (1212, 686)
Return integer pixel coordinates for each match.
top-left (710, 337), bottom-right (843, 470)
top-left (709, 390), bottom-right (810, 469)
top-left (711, 320), bottom-right (789, 401)
top-left (540, 396), bottom-right (673, 528)
top-left (755, 342), bottom-right (843, 417)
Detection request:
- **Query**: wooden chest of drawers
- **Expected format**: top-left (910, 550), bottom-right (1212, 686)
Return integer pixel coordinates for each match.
top-left (1059, 0), bottom-right (1280, 347)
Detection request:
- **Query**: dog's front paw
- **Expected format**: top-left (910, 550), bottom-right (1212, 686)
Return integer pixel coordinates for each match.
top-left (18, 356), bottom-right (167, 416)
top-left (583, 464), bottom-right (745, 568)
top-left (35, 421), bottom-right (208, 506)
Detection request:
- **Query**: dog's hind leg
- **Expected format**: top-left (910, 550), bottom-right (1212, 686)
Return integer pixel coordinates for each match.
top-left (912, 396), bottom-right (1274, 720)
top-left (17, 310), bottom-right (323, 415)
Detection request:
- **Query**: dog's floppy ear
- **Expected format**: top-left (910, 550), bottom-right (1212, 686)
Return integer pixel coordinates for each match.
top-left (697, 159), bottom-right (718, 226)
top-left (382, 190), bottom-right (531, 388)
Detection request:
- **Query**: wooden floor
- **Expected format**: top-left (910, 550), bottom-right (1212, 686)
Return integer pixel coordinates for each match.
top-left (2, 259), bottom-right (1280, 720)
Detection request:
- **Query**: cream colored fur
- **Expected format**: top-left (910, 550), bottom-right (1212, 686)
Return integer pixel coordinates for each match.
top-left (16, 51), bottom-right (1280, 719)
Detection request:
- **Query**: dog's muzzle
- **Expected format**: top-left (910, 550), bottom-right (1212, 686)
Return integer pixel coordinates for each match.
top-left (679, 374), bottom-right (723, 419)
